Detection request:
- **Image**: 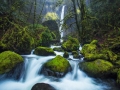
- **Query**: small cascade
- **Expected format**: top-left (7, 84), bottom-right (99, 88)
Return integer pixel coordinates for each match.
top-left (59, 5), bottom-right (66, 43)
top-left (72, 62), bottom-right (78, 80)
top-left (30, 49), bottom-right (35, 55)
top-left (0, 46), bottom-right (118, 90)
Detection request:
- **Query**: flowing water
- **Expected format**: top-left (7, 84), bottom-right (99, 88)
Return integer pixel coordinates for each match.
top-left (0, 45), bottom-right (118, 90)
top-left (59, 5), bottom-right (66, 43)
top-left (0, 5), bottom-right (119, 90)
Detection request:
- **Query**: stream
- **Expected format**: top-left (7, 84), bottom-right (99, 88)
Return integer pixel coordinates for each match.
top-left (0, 45), bottom-right (119, 90)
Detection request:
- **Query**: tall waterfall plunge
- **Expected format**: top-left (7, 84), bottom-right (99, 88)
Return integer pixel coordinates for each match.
top-left (59, 5), bottom-right (66, 43)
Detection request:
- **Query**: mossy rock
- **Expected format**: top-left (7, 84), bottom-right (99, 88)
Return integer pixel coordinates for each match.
top-left (90, 40), bottom-right (98, 44)
top-left (80, 40), bottom-right (117, 61)
top-left (84, 53), bottom-right (108, 61)
top-left (80, 40), bottom-right (99, 61)
top-left (101, 49), bottom-right (118, 62)
top-left (61, 37), bottom-right (79, 52)
top-left (42, 55), bottom-right (71, 77)
top-left (34, 46), bottom-right (56, 56)
top-left (72, 51), bottom-right (79, 59)
top-left (73, 53), bottom-right (79, 59)
top-left (53, 47), bottom-right (63, 52)
top-left (1, 27), bottom-right (34, 54)
top-left (0, 51), bottom-right (23, 74)
top-left (80, 40), bottom-right (98, 55)
top-left (80, 59), bottom-right (113, 77)
top-left (63, 51), bottom-right (69, 58)
top-left (31, 83), bottom-right (56, 90)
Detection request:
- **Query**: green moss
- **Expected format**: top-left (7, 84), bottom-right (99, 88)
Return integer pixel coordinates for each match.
top-left (62, 37), bottom-right (79, 52)
top-left (90, 40), bottom-right (98, 44)
top-left (0, 51), bottom-right (23, 74)
top-left (80, 40), bottom-right (117, 61)
top-left (80, 44), bottom-right (97, 55)
top-left (40, 29), bottom-right (53, 47)
top-left (80, 59), bottom-right (113, 75)
top-left (72, 51), bottom-right (79, 59)
top-left (44, 55), bottom-right (70, 73)
top-left (84, 53), bottom-right (108, 61)
top-left (63, 51), bottom-right (69, 58)
top-left (116, 60), bottom-right (120, 65)
top-left (44, 12), bottom-right (59, 21)
top-left (34, 46), bottom-right (56, 56)
top-left (1, 27), bottom-right (34, 54)
top-left (101, 49), bottom-right (117, 62)
top-left (53, 47), bottom-right (63, 52)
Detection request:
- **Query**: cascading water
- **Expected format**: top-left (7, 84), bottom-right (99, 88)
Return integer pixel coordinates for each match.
top-left (0, 45), bottom-right (116, 90)
top-left (59, 5), bottom-right (66, 43)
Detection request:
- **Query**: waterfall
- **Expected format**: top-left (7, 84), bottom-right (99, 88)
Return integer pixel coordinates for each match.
top-left (0, 45), bottom-right (117, 90)
top-left (59, 5), bottom-right (66, 43)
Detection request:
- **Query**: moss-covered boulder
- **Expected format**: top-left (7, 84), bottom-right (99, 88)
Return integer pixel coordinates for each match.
top-left (40, 29), bottom-right (54, 47)
top-left (0, 51), bottom-right (23, 74)
top-left (80, 59), bottom-right (113, 77)
top-left (101, 50), bottom-right (118, 62)
top-left (34, 46), bottom-right (56, 56)
top-left (42, 20), bottom-right (60, 41)
top-left (63, 51), bottom-right (69, 58)
top-left (53, 47), bottom-right (63, 52)
top-left (41, 55), bottom-right (71, 77)
top-left (1, 27), bottom-right (34, 54)
top-left (80, 40), bottom-right (98, 56)
top-left (72, 51), bottom-right (79, 59)
top-left (80, 40), bottom-right (117, 61)
top-left (62, 37), bottom-right (79, 52)
top-left (80, 40), bottom-right (101, 61)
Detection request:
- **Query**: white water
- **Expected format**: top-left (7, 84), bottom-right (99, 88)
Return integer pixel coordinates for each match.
top-left (0, 45), bottom-right (110, 90)
top-left (59, 5), bottom-right (66, 43)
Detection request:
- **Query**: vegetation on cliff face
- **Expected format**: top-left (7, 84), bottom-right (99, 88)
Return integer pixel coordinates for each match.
top-left (0, 51), bottom-right (23, 74)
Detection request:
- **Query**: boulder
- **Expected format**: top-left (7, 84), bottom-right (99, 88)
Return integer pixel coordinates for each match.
top-left (31, 83), bottom-right (55, 90)
top-left (1, 27), bottom-right (34, 54)
top-left (42, 20), bottom-right (60, 41)
top-left (72, 51), bottom-right (79, 59)
top-left (41, 55), bottom-right (71, 77)
top-left (53, 47), bottom-right (63, 52)
top-left (34, 46), bottom-right (56, 56)
top-left (62, 37), bottom-right (79, 52)
top-left (80, 59), bottom-right (113, 77)
top-left (80, 40), bottom-right (117, 61)
top-left (0, 51), bottom-right (23, 74)
top-left (63, 51), bottom-right (69, 58)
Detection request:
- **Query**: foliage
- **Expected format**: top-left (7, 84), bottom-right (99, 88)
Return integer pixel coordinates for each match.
top-left (40, 29), bottom-right (53, 47)
top-left (44, 12), bottom-right (59, 21)
top-left (1, 25), bottom-right (34, 54)
top-left (0, 51), bottom-right (23, 74)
